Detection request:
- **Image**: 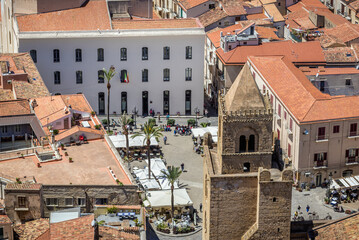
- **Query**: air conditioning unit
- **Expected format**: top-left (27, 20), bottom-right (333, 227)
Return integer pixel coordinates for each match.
top-left (7, 80), bottom-right (12, 84)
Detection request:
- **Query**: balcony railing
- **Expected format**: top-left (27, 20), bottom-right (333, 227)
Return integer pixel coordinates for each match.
top-left (346, 156), bottom-right (358, 165)
top-left (326, 2), bottom-right (333, 9)
top-left (316, 134), bottom-right (329, 142)
top-left (348, 131), bottom-right (359, 138)
top-left (314, 160), bottom-right (328, 168)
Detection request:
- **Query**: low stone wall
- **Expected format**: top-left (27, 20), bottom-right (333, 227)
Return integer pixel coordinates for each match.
top-left (221, 152), bottom-right (272, 174)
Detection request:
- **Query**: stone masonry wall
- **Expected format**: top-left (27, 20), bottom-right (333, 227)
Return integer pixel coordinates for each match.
top-left (221, 152), bottom-right (272, 174)
top-left (208, 175), bottom-right (258, 240)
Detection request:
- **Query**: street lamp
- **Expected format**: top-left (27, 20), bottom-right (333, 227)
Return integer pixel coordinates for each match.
top-left (132, 107), bottom-right (138, 129)
top-left (195, 107), bottom-right (200, 127)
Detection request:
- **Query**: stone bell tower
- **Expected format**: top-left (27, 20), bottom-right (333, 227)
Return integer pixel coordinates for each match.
top-left (202, 63), bottom-right (293, 240)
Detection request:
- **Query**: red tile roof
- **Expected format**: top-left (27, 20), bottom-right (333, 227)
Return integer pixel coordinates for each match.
top-left (50, 214), bottom-right (94, 240)
top-left (246, 12), bottom-right (268, 20)
top-left (177, 0), bottom-right (211, 10)
top-left (313, 212), bottom-right (359, 239)
top-left (217, 40), bottom-right (325, 65)
top-left (301, 67), bottom-right (359, 75)
top-left (249, 56), bottom-right (359, 123)
top-left (16, 1), bottom-right (111, 32)
top-left (319, 23), bottom-right (359, 48)
top-left (0, 99), bottom-right (32, 117)
top-left (5, 183), bottom-right (42, 190)
top-left (112, 18), bottom-right (203, 29)
top-left (14, 218), bottom-right (50, 239)
top-left (99, 226), bottom-right (140, 240)
top-left (0, 215), bottom-right (11, 224)
top-left (55, 125), bottom-right (103, 141)
top-left (323, 47), bottom-right (358, 63)
top-left (263, 4), bottom-right (284, 22)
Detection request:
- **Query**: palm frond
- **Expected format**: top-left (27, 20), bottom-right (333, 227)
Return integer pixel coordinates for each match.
top-left (161, 166), bottom-right (182, 185)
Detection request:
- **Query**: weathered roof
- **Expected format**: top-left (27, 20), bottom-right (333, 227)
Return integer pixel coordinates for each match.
top-left (323, 47), bottom-right (358, 63)
top-left (55, 125), bottom-right (103, 141)
top-left (50, 214), bottom-right (94, 240)
top-left (177, 0), bottom-right (211, 10)
top-left (5, 183), bottom-right (42, 190)
top-left (217, 40), bottom-right (325, 65)
top-left (319, 23), bottom-right (359, 48)
top-left (249, 55), bottom-right (359, 123)
top-left (198, 8), bottom-right (229, 27)
top-left (263, 4), bottom-right (284, 22)
top-left (99, 226), bottom-right (140, 240)
top-left (16, 0), bottom-right (111, 32)
top-left (0, 215), bottom-right (11, 224)
top-left (14, 218), bottom-right (50, 239)
top-left (0, 100), bottom-right (32, 117)
top-left (112, 18), bottom-right (203, 30)
top-left (224, 64), bottom-right (269, 112)
top-left (300, 67), bottom-right (359, 75)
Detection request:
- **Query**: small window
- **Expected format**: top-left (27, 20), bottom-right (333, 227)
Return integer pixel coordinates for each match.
top-left (95, 198), bottom-right (108, 205)
top-left (185, 68), bottom-right (192, 81)
top-left (97, 48), bottom-right (104, 61)
top-left (346, 79), bottom-right (352, 86)
top-left (54, 71), bottom-right (61, 85)
top-left (186, 46), bottom-right (192, 59)
top-left (75, 49), bottom-right (82, 62)
top-left (76, 71), bottom-right (83, 84)
top-left (53, 49), bottom-right (60, 62)
top-left (209, 3), bottom-right (215, 9)
top-left (273, 197), bottom-right (277, 202)
top-left (163, 68), bottom-right (170, 81)
top-left (18, 196), bottom-right (27, 208)
top-left (98, 70), bottom-right (104, 83)
top-left (65, 198), bottom-right (73, 206)
top-left (142, 47), bottom-right (148, 60)
top-left (142, 69), bottom-right (148, 82)
top-left (78, 198), bottom-right (86, 206)
top-left (14, 125), bottom-right (21, 133)
top-left (46, 198), bottom-right (58, 206)
top-left (120, 48), bottom-right (127, 61)
top-left (333, 125), bottom-right (340, 133)
top-left (163, 46), bottom-right (170, 60)
top-left (0, 126), bottom-right (8, 133)
top-left (284, 111), bottom-right (287, 120)
top-left (244, 162), bottom-right (250, 172)
top-left (30, 50), bottom-right (37, 63)
top-left (120, 70), bottom-right (128, 83)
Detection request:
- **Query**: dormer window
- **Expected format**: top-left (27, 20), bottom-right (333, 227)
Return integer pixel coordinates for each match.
top-left (250, 26), bottom-right (254, 35)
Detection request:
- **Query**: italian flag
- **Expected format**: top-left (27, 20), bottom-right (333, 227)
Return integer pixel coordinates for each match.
top-left (124, 71), bottom-right (129, 83)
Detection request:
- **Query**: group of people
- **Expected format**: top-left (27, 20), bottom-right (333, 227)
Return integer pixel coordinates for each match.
top-left (174, 125), bottom-right (192, 136)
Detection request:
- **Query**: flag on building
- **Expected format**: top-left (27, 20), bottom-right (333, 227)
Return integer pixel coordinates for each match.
top-left (124, 71), bottom-right (129, 83)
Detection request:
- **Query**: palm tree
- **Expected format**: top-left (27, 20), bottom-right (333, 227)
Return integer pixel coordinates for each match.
top-left (119, 112), bottom-right (132, 157)
top-left (132, 122), bottom-right (162, 179)
top-left (161, 166), bottom-right (182, 233)
top-left (102, 66), bottom-right (116, 132)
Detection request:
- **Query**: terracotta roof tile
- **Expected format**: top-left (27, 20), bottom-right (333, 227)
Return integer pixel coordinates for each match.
top-left (14, 218), bottom-right (49, 240)
top-left (55, 125), bottom-right (103, 141)
top-left (99, 226), bottom-right (140, 240)
top-left (319, 23), bottom-right (359, 47)
top-left (16, 1), bottom-right (111, 32)
top-left (217, 40), bottom-right (325, 65)
top-left (323, 47), bottom-right (357, 63)
top-left (246, 12), bottom-right (269, 20)
top-left (0, 215), bottom-right (11, 224)
top-left (177, 0), bottom-right (211, 10)
top-left (198, 8), bottom-right (229, 27)
top-left (249, 56), bottom-right (359, 123)
top-left (5, 183), bottom-right (42, 190)
top-left (301, 67), bottom-right (359, 75)
top-left (0, 99), bottom-right (32, 117)
top-left (263, 4), bottom-right (284, 22)
top-left (349, 0), bottom-right (359, 10)
top-left (112, 18), bottom-right (202, 29)
top-left (314, 212), bottom-right (359, 239)
top-left (221, 0), bottom-right (247, 16)
top-left (50, 214), bottom-right (94, 240)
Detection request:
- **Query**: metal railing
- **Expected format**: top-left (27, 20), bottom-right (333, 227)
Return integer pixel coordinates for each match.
top-left (316, 134), bottom-right (329, 141)
top-left (314, 160), bottom-right (328, 168)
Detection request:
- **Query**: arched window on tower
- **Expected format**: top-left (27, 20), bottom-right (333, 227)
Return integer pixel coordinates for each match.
top-left (239, 135), bottom-right (246, 152)
top-left (248, 135), bottom-right (255, 152)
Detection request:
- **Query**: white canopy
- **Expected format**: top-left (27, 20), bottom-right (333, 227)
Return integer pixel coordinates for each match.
top-left (140, 178), bottom-right (161, 190)
top-left (191, 126), bottom-right (218, 142)
top-left (158, 177), bottom-right (179, 190)
top-left (133, 168), bottom-right (154, 180)
top-left (145, 158), bottom-right (167, 178)
top-left (146, 189), bottom-right (193, 208)
top-left (109, 134), bottom-right (158, 148)
top-left (330, 175), bottom-right (359, 189)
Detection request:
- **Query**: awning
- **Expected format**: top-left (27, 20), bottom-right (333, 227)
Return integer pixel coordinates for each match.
top-left (146, 189), bottom-right (193, 208)
top-left (109, 134), bottom-right (158, 148)
top-left (192, 126), bottom-right (218, 143)
top-left (139, 178), bottom-right (161, 190)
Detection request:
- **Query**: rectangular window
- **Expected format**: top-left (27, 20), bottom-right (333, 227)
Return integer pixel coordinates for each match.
top-left (53, 49), bottom-right (60, 62)
top-left (75, 49), bottom-right (82, 62)
top-left (65, 198), bottom-right (73, 206)
top-left (209, 3), bottom-right (215, 9)
top-left (120, 70), bottom-right (128, 83)
top-left (78, 198), bottom-right (86, 206)
top-left (76, 71), bottom-right (83, 84)
top-left (54, 71), bottom-right (61, 85)
top-left (98, 70), bottom-right (104, 83)
top-left (163, 46), bottom-right (170, 60)
top-left (284, 111), bottom-right (287, 120)
top-left (186, 46), bottom-right (192, 59)
top-left (0, 227), bottom-right (3, 239)
top-left (350, 123), bottom-right (357, 136)
top-left (142, 69), bottom-right (148, 82)
top-left (317, 127), bottom-right (326, 140)
top-left (142, 47), bottom-right (148, 60)
top-left (1, 126), bottom-right (8, 133)
top-left (120, 48), bottom-right (127, 61)
top-left (46, 198), bottom-right (58, 206)
top-left (277, 104), bottom-right (281, 116)
top-left (18, 196), bottom-right (27, 208)
top-left (185, 68), bottom-right (192, 81)
top-left (346, 79), bottom-right (352, 86)
top-left (97, 48), bottom-right (104, 61)
top-left (270, 95), bottom-right (273, 105)
top-left (163, 68), bottom-right (170, 81)
top-left (14, 125), bottom-right (21, 132)
top-left (333, 125), bottom-right (340, 133)
top-left (346, 148), bottom-right (359, 163)
top-left (262, 84), bottom-right (266, 94)
top-left (30, 50), bottom-right (37, 63)
top-left (314, 152), bottom-right (327, 166)
top-left (288, 143), bottom-right (291, 157)
top-left (95, 198), bottom-right (108, 205)
top-left (289, 118), bottom-right (293, 131)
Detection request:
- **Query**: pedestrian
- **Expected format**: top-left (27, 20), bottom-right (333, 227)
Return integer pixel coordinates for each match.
top-left (174, 129), bottom-right (177, 136)
top-left (200, 203), bottom-right (203, 212)
top-left (297, 205), bottom-right (301, 211)
top-left (166, 114), bottom-right (170, 120)
top-left (181, 163), bottom-right (184, 171)
top-left (205, 109), bottom-right (208, 118)
top-left (306, 205), bottom-right (310, 213)
top-left (163, 136), bottom-right (167, 145)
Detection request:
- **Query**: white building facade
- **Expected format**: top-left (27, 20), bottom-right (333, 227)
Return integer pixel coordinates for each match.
top-left (18, 28), bottom-right (205, 116)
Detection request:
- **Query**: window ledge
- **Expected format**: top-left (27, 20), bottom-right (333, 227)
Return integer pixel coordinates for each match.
top-left (348, 135), bottom-right (359, 139)
top-left (15, 207), bottom-right (29, 211)
top-left (346, 162), bottom-right (358, 166)
top-left (316, 139), bottom-right (328, 143)
top-left (313, 166), bottom-right (327, 169)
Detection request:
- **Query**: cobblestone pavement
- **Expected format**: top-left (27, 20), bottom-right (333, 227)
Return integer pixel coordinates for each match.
top-left (291, 187), bottom-right (347, 221)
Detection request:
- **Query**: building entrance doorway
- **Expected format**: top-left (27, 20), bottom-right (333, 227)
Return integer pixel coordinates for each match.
top-left (142, 91), bottom-right (148, 116)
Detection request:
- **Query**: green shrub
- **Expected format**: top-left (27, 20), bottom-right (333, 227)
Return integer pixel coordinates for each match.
top-left (148, 118), bottom-right (156, 126)
top-left (95, 124), bottom-right (101, 130)
top-left (107, 206), bottom-right (118, 214)
top-left (102, 119), bottom-right (108, 125)
top-left (53, 129), bottom-right (59, 135)
top-left (167, 119), bottom-right (175, 126)
top-left (187, 119), bottom-right (196, 126)
top-left (200, 122), bottom-right (211, 127)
